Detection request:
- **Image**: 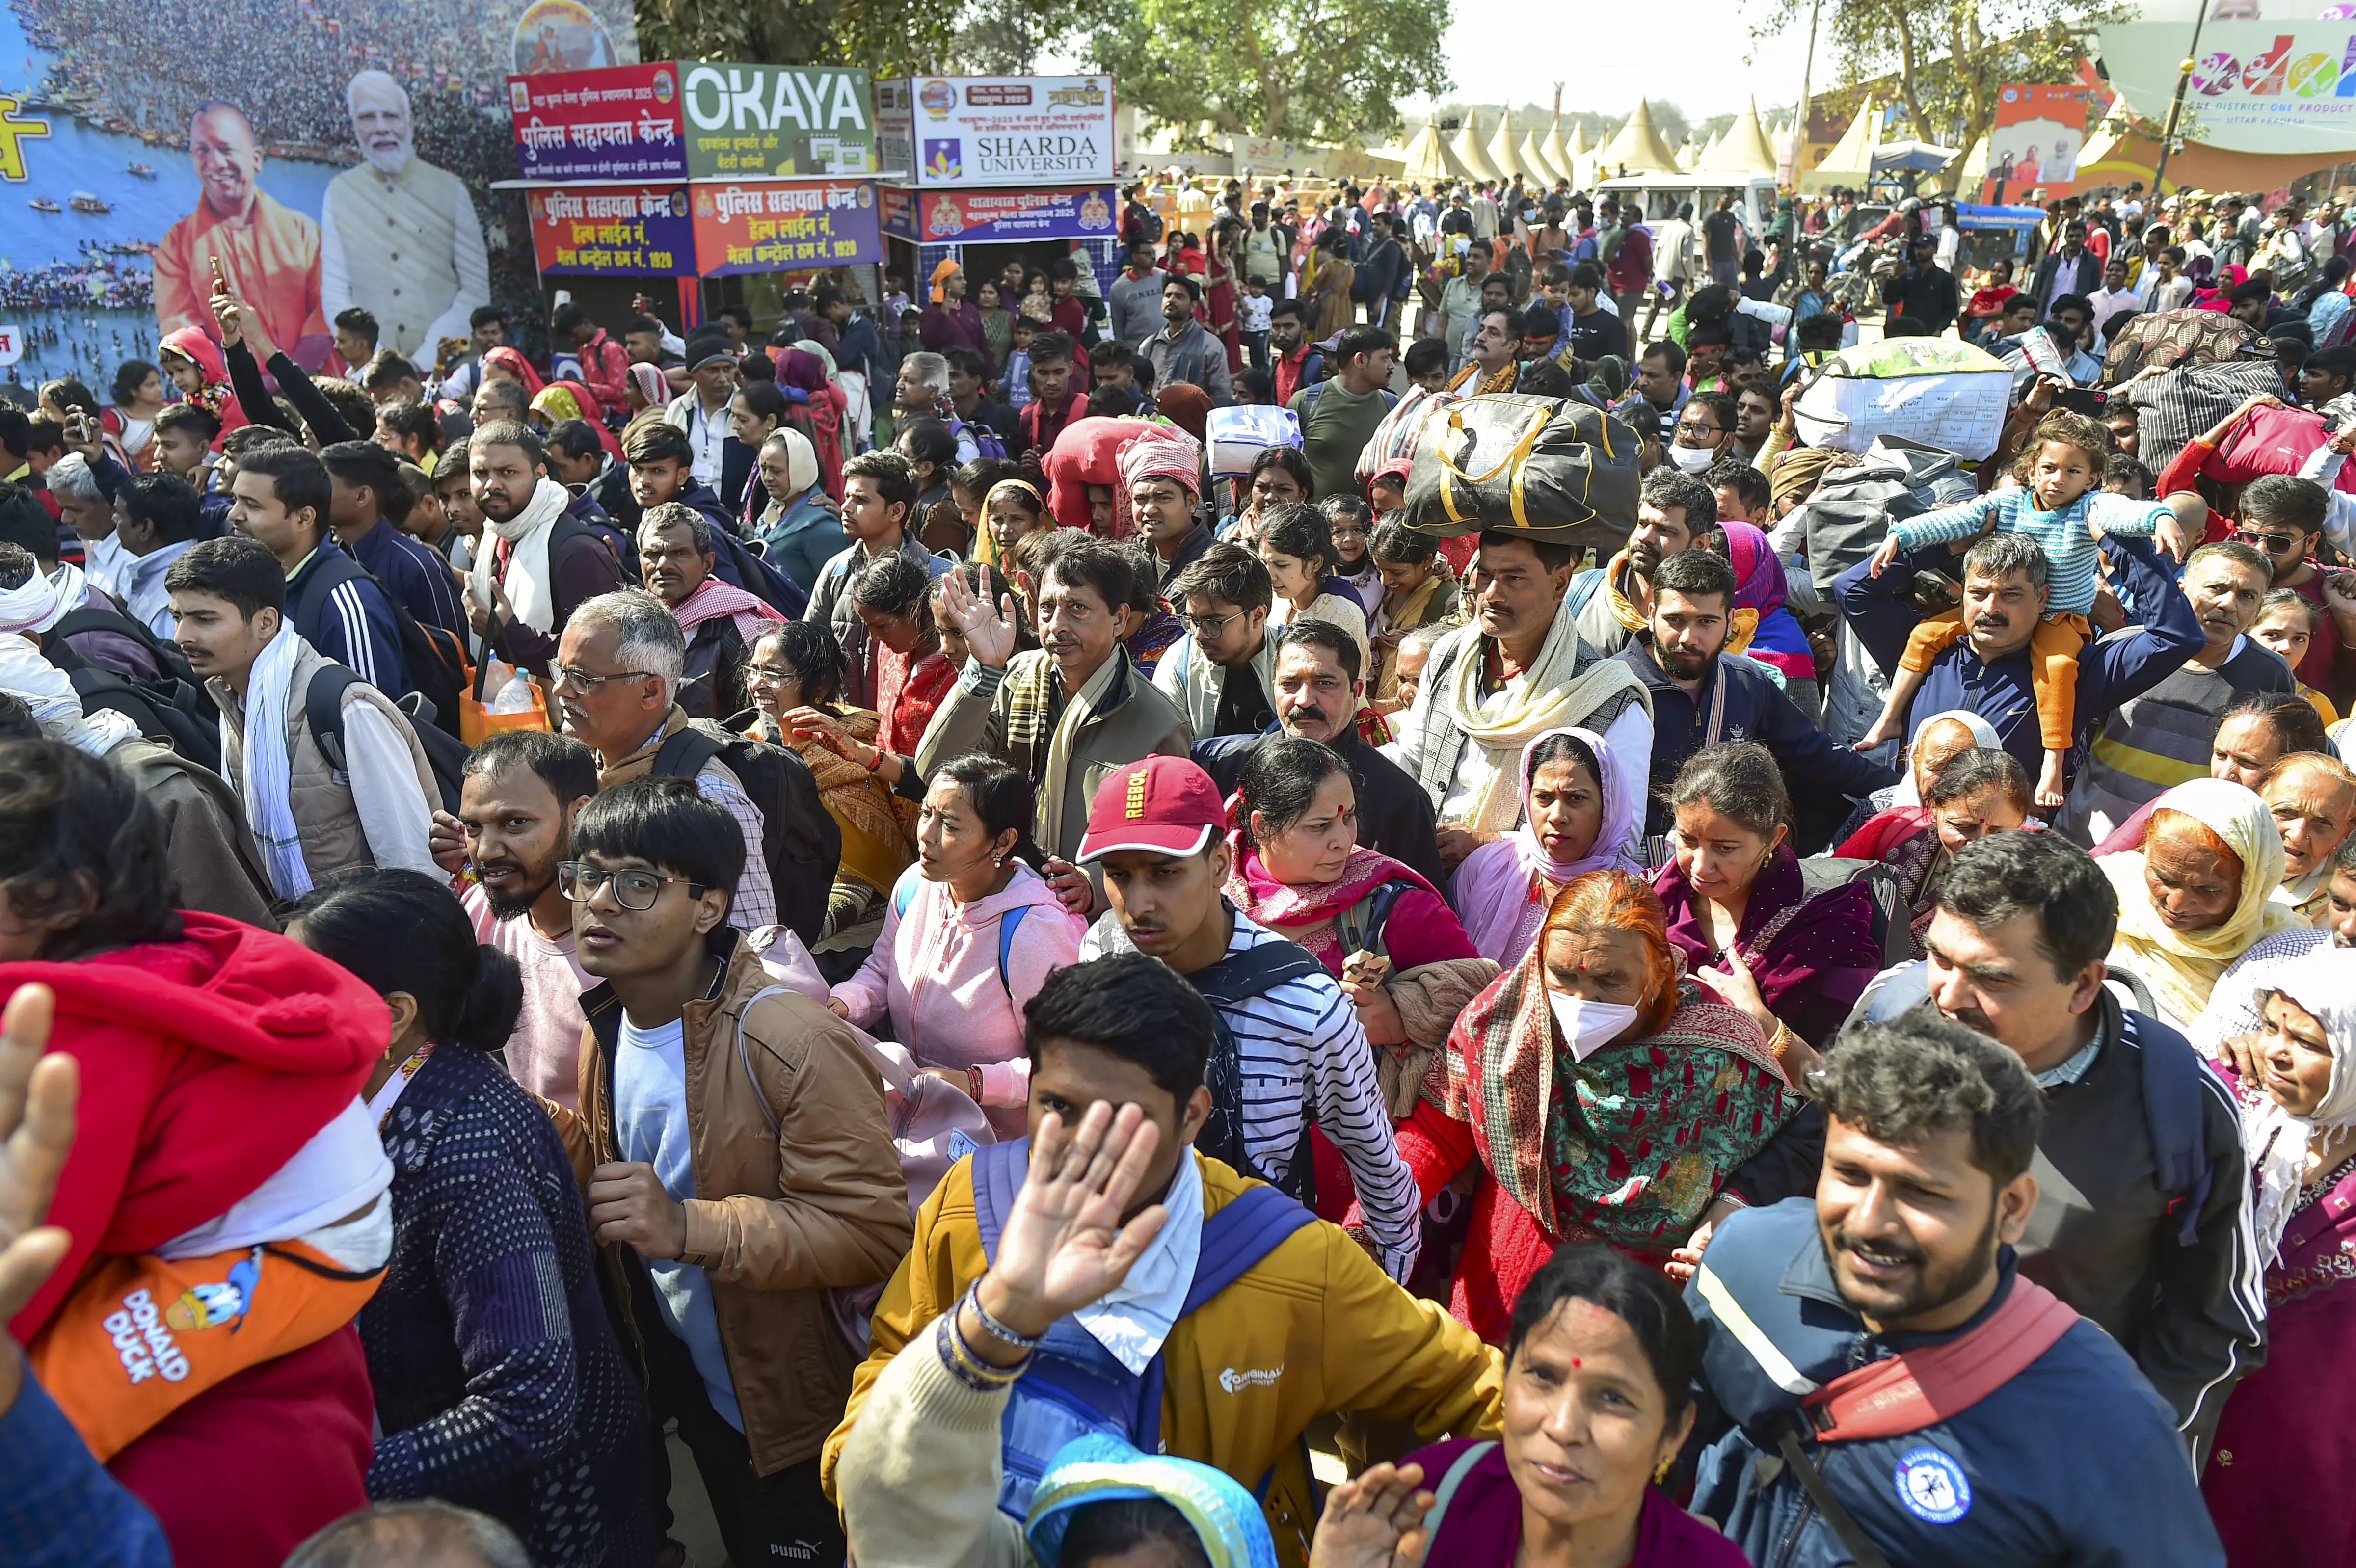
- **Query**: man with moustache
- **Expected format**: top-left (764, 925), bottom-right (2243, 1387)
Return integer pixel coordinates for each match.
top-left (1685, 1009), bottom-right (2228, 1566)
top-left (320, 71), bottom-right (490, 363)
top-left (426, 731), bottom-right (601, 1109)
top-left (1192, 619), bottom-right (1444, 886)
top-left (154, 102), bottom-right (332, 368)
top-left (1838, 532), bottom-right (2204, 797)
top-left (1612, 550), bottom-right (1895, 837)
top-left (1570, 468), bottom-right (1714, 658)
top-left (1836, 831), bottom-right (2264, 1464)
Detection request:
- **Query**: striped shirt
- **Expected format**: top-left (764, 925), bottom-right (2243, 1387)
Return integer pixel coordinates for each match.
top-left (1081, 912), bottom-right (1422, 1280)
top-left (1889, 487), bottom-right (2169, 617)
top-left (693, 768), bottom-right (777, 931)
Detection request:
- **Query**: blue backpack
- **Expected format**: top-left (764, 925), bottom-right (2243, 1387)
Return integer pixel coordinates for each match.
top-left (892, 868), bottom-right (1029, 996)
top-left (1864, 961), bottom-right (2212, 1244)
top-left (969, 1138), bottom-right (1314, 1518)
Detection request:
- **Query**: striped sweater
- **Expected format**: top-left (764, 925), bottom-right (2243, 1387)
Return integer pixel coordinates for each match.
top-left (1888, 486), bottom-right (2169, 616)
top-left (1081, 911), bottom-right (1423, 1280)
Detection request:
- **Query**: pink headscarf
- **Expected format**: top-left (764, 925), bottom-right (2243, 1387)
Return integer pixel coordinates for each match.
top-left (1447, 727), bottom-right (1648, 968)
top-left (482, 346), bottom-right (545, 397)
top-left (778, 348), bottom-right (830, 397)
top-left (628, 362), bottom-right (669, 409)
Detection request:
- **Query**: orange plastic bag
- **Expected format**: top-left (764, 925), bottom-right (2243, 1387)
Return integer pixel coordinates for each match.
top-left (30, 1240), bottom-right (383, 1461)
top-left (460, 641), bottom-right (553, 747)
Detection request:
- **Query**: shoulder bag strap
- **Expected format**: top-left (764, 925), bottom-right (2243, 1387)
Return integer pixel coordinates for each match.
top-left (1770, 1427), bottom-right (1898, 1568)
top-left (1414, 1440), bottom-right (1498, 1551)
top-left (731, 983), bottom-right (797, 1137)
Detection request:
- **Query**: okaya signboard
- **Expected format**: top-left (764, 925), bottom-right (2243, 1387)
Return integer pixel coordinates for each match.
top-left (511, 63), bottom-right (878, 182)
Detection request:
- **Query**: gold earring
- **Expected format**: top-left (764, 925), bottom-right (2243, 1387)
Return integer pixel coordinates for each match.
top-left (1654, 1453), bottom-right (1675, 1486)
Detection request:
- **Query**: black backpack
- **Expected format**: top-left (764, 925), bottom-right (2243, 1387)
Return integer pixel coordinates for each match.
top-left (286, 548), bottom-right (467, 739)
top-left (651, 720), bottom-right (839, 944)
top-left (304, 664), bottom-right (471, 814)
top-left (40, 611), bottom-right (223, 774)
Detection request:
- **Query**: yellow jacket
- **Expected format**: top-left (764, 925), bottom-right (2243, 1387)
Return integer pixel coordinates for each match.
top-left (820, 1149), bottom-right (1503, 1568)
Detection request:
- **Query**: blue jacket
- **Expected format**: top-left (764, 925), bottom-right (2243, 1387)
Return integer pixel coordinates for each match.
top-left (346, 515), bottom-right (466, 644)
top-left (284, 539), bottom-right (411, 697)
top-left (1611, 638), bottom-right (1899, 836)
top-left (1687, 1198), bottom-right (2225, 1568)
top-left (1836, 532), bottom-right (2203, 780)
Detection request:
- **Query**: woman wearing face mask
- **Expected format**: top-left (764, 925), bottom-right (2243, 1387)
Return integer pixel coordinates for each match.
top-left (1312, 1244), bottom-right (1747, 1568)
top-left (1655, 742), bottom-right (1882, 1063)
top-left (1224, 737), bottom-right (1494, 1134)
top-left (2097, 776), bottom-right (2302, 1030)
top-left (1350, 869), bottom-right (1801, 1341)
top-left (1452, 730), bottom-right (1646, 969)
top-left (826, 753), bottom-right (1086, 1139)
top-left (2200, 954), bottom-right (2356, 1567)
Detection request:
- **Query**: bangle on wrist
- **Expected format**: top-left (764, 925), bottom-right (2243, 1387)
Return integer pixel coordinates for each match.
top-left (967, 1064), bottom-right (985, 1103)
top-left (864, 744), bottom-right (885, 774)
top-left (964, 1278), bottom-right (1045, 1352)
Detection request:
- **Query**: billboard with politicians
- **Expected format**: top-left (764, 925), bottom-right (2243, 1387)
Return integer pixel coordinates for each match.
top-left (1980, 84), bottom-right (2091, 201)
top-left (0, 0), bottom-right (636, 401)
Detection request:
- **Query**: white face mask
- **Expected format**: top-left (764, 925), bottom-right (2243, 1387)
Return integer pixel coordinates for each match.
top-left (1549, 992), bottom-right (1642, 1062)
top-left (1668, 443), bottom-right (1716, 473)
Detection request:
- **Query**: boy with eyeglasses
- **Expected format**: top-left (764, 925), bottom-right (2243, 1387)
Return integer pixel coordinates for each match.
top-left (548, 775), bottom-right (912, 1568)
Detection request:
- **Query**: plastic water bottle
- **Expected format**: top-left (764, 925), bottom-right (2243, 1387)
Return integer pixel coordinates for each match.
top-left (488, 667), bottom-right (538, 715)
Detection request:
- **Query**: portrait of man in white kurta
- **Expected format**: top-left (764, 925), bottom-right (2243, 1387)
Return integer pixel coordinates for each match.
top-left (321, 69), bottom-right (492, 363)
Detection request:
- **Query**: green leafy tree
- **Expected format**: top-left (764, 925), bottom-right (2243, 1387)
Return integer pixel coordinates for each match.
top-left (636, 0), bottom-right (1120, 79)
top-left (1749, 0), bottom-right (2115, 165)
top-left (1089, 0), bottom-right (1449, 145)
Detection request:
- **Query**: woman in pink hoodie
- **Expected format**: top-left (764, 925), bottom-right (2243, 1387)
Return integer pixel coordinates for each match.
top-left (827, 753), bottom-right (1085, 1140)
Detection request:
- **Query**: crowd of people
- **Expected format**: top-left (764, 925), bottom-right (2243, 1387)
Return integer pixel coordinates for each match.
top-left (0, 154), bottom-right (2354, 1568)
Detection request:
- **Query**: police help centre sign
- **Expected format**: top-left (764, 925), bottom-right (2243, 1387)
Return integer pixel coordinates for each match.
top-left (874, 76), bottom-right (1114, 189)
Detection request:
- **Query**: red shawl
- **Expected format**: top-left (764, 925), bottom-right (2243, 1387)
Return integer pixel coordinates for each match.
top-left (671, 575), bottom-right (782, 643)
top-left (1225, 844), bottom-right (1473, 971)
top-left (1, 913), bottom-right (387, 1338)
top-left (877, 644), bottom-right (954, 757)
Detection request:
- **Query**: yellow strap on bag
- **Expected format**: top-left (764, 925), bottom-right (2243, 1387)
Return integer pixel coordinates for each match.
top-left (1437, 402), bottom-right (1554, 527)
top-left (29, 1240), bottom-right (384, 1462)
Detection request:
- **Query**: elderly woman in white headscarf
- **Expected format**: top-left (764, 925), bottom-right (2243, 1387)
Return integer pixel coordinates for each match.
top-left (2097, 776), bottom-right (2305, 1030)
top-left (2200, 950), bottom-right (2356, 1564)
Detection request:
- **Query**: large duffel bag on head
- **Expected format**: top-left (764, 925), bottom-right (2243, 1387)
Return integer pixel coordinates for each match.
top-left (2101, 307), bottom-right (2275, 387)
top-left (1356, 384), bottom-right (1458, 488)
top-left (1400, 393), bottom-right (1641, 547)
top-left (2123, 357), bottom-right (2289, 479)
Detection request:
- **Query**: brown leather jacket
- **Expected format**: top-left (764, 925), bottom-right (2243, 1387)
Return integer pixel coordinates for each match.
top-left (554, 927), bottom-right (912, 1473)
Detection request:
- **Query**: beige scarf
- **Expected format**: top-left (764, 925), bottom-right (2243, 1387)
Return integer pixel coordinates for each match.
top-left (1443, 603), bottom-right (1648, 834)
top-left (1035, 650), bottom-right (1125, 856)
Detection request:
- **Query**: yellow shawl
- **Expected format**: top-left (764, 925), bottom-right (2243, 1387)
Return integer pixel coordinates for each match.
top-left (2101, 777), bottom-right (2302, 1029)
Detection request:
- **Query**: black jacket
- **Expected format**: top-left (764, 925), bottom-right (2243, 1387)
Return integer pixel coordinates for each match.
top-left (1611, 637), bottom-right (1897, 847)
top-left (1883, 263), bottom-right (1959, 334)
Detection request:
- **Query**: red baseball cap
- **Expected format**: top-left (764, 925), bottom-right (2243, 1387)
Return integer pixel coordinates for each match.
top-left (1076, 755), bottom-right (1225, 863)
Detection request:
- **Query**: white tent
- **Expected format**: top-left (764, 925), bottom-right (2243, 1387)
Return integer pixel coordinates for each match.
top-left (1486, 110), bottom-right (1526, 184)
top-left (1450, 113), bottom-right (1502, 184)
top-left (1702, 98), bottom-right (1779, 177)
top-left (1398, 122), bottom-right (1468, 187)
top-left (1800, 94), bottom-right (1879, 193)
top-left (1520, 129), bottom-right (1561, 186)
top-left (1597, 100), bottom-right (1680, 176)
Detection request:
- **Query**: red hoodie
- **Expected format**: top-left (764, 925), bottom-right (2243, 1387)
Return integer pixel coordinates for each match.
top-left (157, 326), bottom-right (249, 447)
top-left (1, 910), bottom-right (387, 1340)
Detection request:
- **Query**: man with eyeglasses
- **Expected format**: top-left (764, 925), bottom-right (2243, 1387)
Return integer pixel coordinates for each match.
top-left (547, 588), bottom-right (778, 929)
top-left (549, 775), bottom-right (910, 1568)
top-left (1664, 390), bottom-right (1737, 476)
top-left (1155, 542), bottom-right (1280, 743)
